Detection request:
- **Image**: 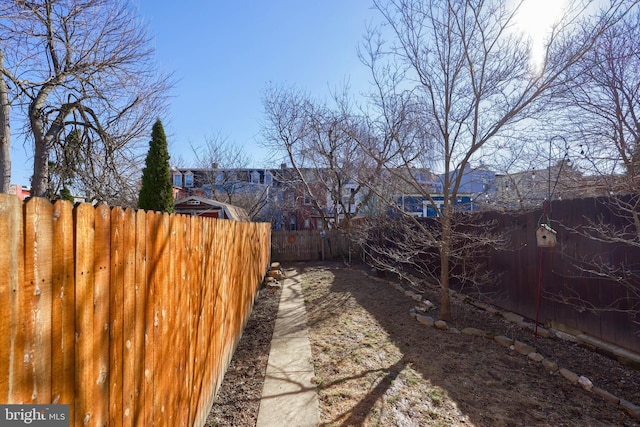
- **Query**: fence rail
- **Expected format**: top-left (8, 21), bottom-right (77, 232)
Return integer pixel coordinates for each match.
top-left (0, 195), bottom-right (271, 427)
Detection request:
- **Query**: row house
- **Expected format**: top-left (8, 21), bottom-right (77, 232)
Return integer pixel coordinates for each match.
top-left (171, 165), bottom-right (308, 229)
top-left (493, 161), bottom-right (598, 210)
top-left (395, 193), bottom-right (475, 218)
top-left (171, 167), bottom-right (277, 200)
top-left (171, 162), bottom-right (619, 228)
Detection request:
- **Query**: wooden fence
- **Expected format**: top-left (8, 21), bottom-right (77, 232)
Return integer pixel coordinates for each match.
top-left (476, 197), bottom-right (640, 354)
top-left (367, 196), bottom-right (640, 354)
top-left (271, 229), bottom-right (359, 262)
top-left (0, 195), bottom-right (271, 427)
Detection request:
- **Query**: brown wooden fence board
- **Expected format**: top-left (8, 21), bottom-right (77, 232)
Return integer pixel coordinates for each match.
top-left (133, 209), bottom-right (147, 427)
top-left (74, 203), bottom-right (94, 426)
top-left (109, 207), bottom-right (125, 427)
top-left (186, 215), bottom-right (202, 427)
top-left (122, 208), bottom-right (136, 427)
top-left (144, 210), bottom-right (158, 426)
top-left (158, 212), bottom-right (172, 426)
top-left (173, 214), bottom-right (189, 427)
top-left (23, 199), bottom-right (53, 403)
top-left (51, 200), bottom-right (75, 416)
top-left (0, 195), bottom-right (23, 403)
top-left (94, 205), bottom-right (111, 426)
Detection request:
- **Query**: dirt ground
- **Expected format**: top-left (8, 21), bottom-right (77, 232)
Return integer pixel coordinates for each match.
top-left (208, 261), bottom-right (640, 426)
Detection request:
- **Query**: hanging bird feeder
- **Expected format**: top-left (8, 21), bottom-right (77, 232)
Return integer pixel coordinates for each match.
top-left (536, 223), bottom-right (557, 247)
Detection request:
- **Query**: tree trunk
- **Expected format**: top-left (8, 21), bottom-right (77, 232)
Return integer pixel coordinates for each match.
top-left (30, 117), bottom-right (49, 197)
top-left (438, 208), bottom-right (452, 321)
top-left (0, 50), bottom-right (11, 193)
top-left (29, 90), bottom-right (61, 197)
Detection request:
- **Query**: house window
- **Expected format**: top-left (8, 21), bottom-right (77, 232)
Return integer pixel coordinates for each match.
top-left (173, 173), bottom-right (182, 187)
top-left (185, 173), bottom-right (194, 188)
top-left (304, 196), bottom-right (312, 205)
top-left (265, 172), bottom-right (273, 185)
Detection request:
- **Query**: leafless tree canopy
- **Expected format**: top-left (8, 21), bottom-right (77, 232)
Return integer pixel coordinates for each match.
top-left (0, 0), bottom-right (172, 204)
top-left (262, 84), bottom-right (382, 230)
top-left (189, 134), bottom-right (272, 220)
top-left (562, 6), bottom-right (640, 188)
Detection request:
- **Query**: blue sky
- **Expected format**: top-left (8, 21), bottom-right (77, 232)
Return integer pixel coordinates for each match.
top-left (10, 1), bottom-right (378, 185)
top-left (137, 0), bottom-right (378, 168)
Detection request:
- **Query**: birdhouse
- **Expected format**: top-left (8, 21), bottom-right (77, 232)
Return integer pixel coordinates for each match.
top-left (536, 223), bottom-right (557, 247)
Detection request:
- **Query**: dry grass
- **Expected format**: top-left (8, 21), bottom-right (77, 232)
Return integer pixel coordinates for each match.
top-left (301, 263), bottom-right (640, 427)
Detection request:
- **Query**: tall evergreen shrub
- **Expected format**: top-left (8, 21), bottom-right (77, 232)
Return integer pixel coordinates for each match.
top-left (138, 119), bottom-right (175, 213)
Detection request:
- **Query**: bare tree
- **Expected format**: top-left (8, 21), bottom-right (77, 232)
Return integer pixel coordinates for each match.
top-left (0, 49), bottom-right (10, 193)
top-left (188, 133), bottom-right (272, 220)
top-left (191, 133), bottom-right (251, 201)
top-left (356, 0), bottom-right (636, 321)
top-left (563, 6), bottom-right (640, 188)
top-left (262, 84), bottom-right (381, 230)
top-left (0, 0), bottom-right (171, 202)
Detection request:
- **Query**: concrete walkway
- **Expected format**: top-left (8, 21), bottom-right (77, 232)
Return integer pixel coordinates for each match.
top-left (256, 269), bottom-right (320, 427)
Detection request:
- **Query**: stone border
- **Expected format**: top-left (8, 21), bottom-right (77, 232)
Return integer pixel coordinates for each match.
top-left (375, 274), bottom-right (640, 420)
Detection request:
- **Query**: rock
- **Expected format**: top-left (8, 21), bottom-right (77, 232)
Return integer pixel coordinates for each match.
top-left (576, 334), bottom-right (640, 369)
top-left (559, 368), bottom-right (579, 384)
top-left (518, 321), bottom-right (532, 329)
top-left (533, 326), bottom-right (552, 338)
top-left (542, 359), bottom-right (559, 372)
top-left (422, 300), bottom-right (434, 309)
top-left (266, 281), bottom-right (282, 289)
top-left (516, 322), bottom-right (552, 338)
top-left (270, 262), bottom-right (281, 270)
top-left (578, 376), bottom-right (593, 391)
top-left (619, 399), bottom-right (640, 419)
top-left (485, 306), bottom-right (499, 315)
top-left (268, 270), bottom-right (283, 280)
top-left (514, 341), bottom-right (536, 356)
top-left (592, 386), bottom-right (619, 404)
top-left (264, 277), bottom-right (281, 288)
top-left (502, 311), bottom-right (524, 323)
top-left (470, 300), bottom-right (491, 311)
top-left (405, 290), bottom-right (422, 302)
top-left (416, 314), bottom-right (435, 327)
top-left (527, 352), bottom-right (545, 362)
top-left (462, 327), bottom-right (486, 337)
top-left (552, 330), bottom-right (578, 342)
top-left (494, 336), bottom-right (514, 348)
top-left (434, 320), bottom-right (448, 330)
